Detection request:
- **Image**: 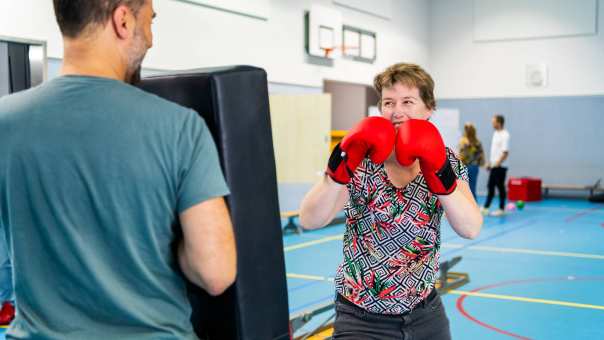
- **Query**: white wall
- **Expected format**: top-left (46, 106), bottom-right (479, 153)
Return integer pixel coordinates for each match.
top-left (0, 0), bottom-right (430, 88)
top-left (429, 0), bottom-right (604, 98)
top-left (3, 0), bottom-right (603, 95)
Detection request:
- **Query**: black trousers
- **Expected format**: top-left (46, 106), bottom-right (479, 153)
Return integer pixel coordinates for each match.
top-left (485, 167), bottom-right (508, 210)
top-left (333, 289), bottom-right (451, 340)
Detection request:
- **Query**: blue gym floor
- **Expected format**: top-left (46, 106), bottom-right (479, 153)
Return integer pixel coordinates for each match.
top-left (1, 197), bottom-right (602, 339)
top-left (286, 197), bottom-right (604, 339)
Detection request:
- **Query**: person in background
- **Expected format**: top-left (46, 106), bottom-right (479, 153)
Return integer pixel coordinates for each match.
top-left (482, 114), bottom-right (510, 217)
top-left (458, 122), bottom-right (485, 198)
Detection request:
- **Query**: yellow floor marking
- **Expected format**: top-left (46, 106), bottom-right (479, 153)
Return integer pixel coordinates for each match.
top-left (443, 243), bottom-right (604, 260)
top-left (284, 235), bottom-right (343, 252)
top-left (449, 290), bottom-right (604, 311)
top-left (283, 233), bottom-right (604, 261)
top-left (306, 327), bottom-right (333, 339)
top-left (300, 290), bottom-right (604, 339)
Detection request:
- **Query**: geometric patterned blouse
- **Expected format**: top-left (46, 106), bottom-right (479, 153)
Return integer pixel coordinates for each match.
top-left (334, 148), bottom-right (469, 314)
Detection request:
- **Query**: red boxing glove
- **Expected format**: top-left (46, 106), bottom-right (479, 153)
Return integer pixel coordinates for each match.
top-left (395, 119), bottom-right (457, 195)
top-left (327, 117), bottom-right (395, 184)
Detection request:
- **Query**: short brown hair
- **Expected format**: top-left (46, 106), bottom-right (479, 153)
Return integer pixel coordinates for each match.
top-left (53, 0), bottom-right (146, 38)
top-left (373, 63), bottom-right (436, 110)
top-left (494, 114), bottom-right (505, 127)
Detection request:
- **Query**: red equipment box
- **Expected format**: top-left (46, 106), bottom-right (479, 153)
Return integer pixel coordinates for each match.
top-left (507, 177), bottom-right (542, 201)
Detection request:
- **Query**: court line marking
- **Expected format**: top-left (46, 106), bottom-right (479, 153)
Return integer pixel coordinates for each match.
top-left (442, 218), bottom-right (540, 257)
top-left (523, 206), bottom-right (604, 213)
top-left (449, 290), bottom-right (604, 311)
top-left (286, 272), bottom-right (604, 312)
top-left (442, 244), bottom-right (604, 260)
top-left (287, 273), bottom-right (334, 282)
top-left (453, 276), bottom-right (604, 339)
top-left (283, 235), bottom-right (343, 252)
top-left (286, 216), bottom-right (538, 252)
top-left (290, 293), bottom-right (335, 314)
top-left (284, 233), bottom-right (604, 260)
top-left (565, 206), bottom-right (603, 222)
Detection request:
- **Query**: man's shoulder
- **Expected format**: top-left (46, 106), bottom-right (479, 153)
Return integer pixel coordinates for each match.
top-left (499, 129), bottom-right (510, 140)
top-left (494, 129), bottom-right (510, 137)
top-left (0, 77), bottom-right (187, 113)
top-left (0, 86), bottom-right (41, 118)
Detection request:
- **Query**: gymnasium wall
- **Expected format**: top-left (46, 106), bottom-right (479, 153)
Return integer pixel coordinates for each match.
top-left (430, 0), bottom-right (604, 193)
top-left (429, 0), bottom-right (604, 98)
top-left (438, 95), bottom-right (604, 194)
top-left (4, 0), bottom-right (603, 206)
top-left (0, 0), bottom-right (430, 88)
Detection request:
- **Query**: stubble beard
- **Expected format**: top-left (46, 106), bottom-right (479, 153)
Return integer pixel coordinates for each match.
top-left (125, 27), bottom-right (148, 85)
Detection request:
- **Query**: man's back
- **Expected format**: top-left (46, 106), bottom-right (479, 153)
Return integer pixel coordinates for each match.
top-left (490, 129), bottom-right (510, 166)
top-left (0, 75), bottom-right (228, 339)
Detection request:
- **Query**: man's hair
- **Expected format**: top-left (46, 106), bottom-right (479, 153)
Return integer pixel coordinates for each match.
top-left (53, 0), bottom-right (146, 38)
top-left (373, 63), bottom-right (436, 110)
top-left (494, 114), bottom-right (505, 127)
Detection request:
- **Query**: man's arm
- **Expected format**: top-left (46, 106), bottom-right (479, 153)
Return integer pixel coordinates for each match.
top-left (494, 132), bottom-right (510, 167)
top-left (178, 197), bottom-right (236, 296)
top-left (494, 150), bottom-right (509, 167)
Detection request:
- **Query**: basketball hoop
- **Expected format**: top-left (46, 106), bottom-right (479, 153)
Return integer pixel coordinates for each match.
top-left (322, 47), bottom-right (334, 58)
top-left (320, 45), bottom-right (358, 59)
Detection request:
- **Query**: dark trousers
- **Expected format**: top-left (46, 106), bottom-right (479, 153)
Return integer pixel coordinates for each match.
top-left (467, 164), bottom-right (479, 198)
top-left (484, 167), bottom-right (507, 210)
top-left (333, 289), bottom-right (451, 340)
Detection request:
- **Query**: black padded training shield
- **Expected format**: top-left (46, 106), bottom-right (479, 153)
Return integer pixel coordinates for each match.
top-left (138, 65), bottom-right (289, 340)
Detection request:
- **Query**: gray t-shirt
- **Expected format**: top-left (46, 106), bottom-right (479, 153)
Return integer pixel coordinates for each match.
top-left (0, 75), bottom-right (229, 339)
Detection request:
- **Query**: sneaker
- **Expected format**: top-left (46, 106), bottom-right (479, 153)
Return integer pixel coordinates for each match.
top-left (490, 209), bottom-right (506, 217)
top-left (0, 301), bottom-right (15, 325)
top-left (480, 207), bottom-right (489, 216)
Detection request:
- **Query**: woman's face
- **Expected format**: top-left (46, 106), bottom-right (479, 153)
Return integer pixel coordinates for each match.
top-left (380, 82), bottom-right (432, 129)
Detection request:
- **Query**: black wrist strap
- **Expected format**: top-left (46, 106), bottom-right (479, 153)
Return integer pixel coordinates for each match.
top-left (327, 143), bottom-right (345, 173)
top-left (436, 158), bottom-right (457, 191)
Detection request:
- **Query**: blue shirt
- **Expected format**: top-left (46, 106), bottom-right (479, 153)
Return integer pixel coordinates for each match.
top-left (0, 76), bottom-right (229, 339)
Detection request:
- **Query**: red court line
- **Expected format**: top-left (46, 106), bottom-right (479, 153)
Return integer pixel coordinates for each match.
top-left (456, 287), bottom-right (531, 339)
top-left (564, 207), bottom-right (603, 223)
top-left (455, 276), bottom-right (604, 339)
